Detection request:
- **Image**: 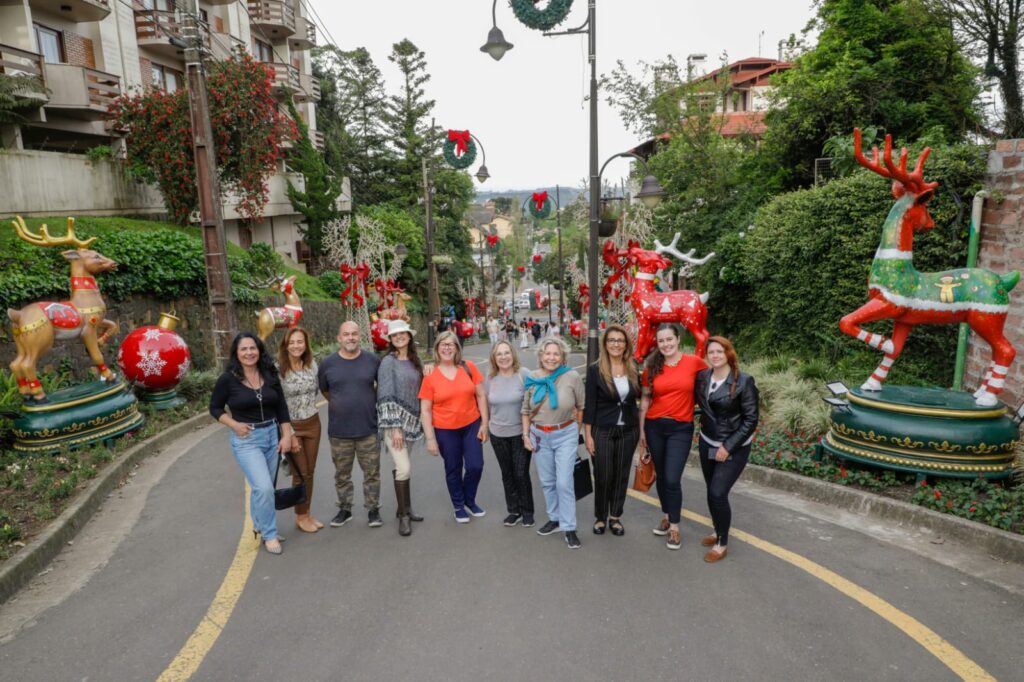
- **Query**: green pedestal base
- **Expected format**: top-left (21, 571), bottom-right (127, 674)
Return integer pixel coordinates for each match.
top-left (12, 380), bottom-right (146, 455)
top-left (141, 388), bottom-right (185, 411)
top-left (821, 385), bottom-right (1020, 480)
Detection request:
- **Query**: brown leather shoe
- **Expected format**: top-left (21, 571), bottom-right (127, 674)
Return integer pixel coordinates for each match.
top-left (704, 546), bottom-right (728, 563)
top-left (666, 529), bottom-right (681, 550)
top-left (652, 518), bottom-right (671, 536)
top-left (701, 533), bottom-right (718, 547)
top-left (311, 516), bottom-right (324, 529)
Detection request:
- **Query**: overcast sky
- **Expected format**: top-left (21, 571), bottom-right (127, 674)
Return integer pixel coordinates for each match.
top-left (308, 1), bottom-right (816, 190)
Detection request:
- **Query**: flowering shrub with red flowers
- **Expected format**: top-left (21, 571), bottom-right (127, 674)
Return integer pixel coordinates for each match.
top-left (110, 54), bottom-right (295, 224)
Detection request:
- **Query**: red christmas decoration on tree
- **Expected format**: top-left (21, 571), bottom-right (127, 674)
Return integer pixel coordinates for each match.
top-left (532, 254), bottom-right (542, 265)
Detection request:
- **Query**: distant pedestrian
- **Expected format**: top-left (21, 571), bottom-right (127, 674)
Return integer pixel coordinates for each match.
top-left (519, 321), bottom-right (529, 349)
top-left (639, 323), bottom-right (707, 551)
top-left (419, 331), bottom-right (490, 523)
top-left (377, 319), bottom-right (427, 537)
top-left (583, 325), bottom-right (640, 537)
top-left (319, 321), bottom-right (382, 529)
top-left (210, 332), bottom-right (294, 556)
top-left (531, 319), bottom-right (542, 345)
top-left (277, 327), bottom-right (322, 534)
top-left (486, 341), bottom-right (535, 527)
top-left (487, 316), bottom-right (500, 347)
top-left (523, 337), bottom-right (585, 549)
top-left (694, 336), bottom-right (759, 563)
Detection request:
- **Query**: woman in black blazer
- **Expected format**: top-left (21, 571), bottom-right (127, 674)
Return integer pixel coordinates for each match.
top-left (583, 325), bottom-right (640, 536)
top-left (694, 336), bottom-right (759, 563)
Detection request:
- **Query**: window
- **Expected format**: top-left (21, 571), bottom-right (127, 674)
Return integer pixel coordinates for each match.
top-left (34, 24), bottom-right (63, 65)
top-left (152, 64), bottom-right (180, 93)
top-left (254, 39), bottom-right (273, 63)
top-left (140, 0), bottom-right (173, 10)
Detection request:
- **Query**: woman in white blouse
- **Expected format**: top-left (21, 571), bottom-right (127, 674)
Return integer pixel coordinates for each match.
top-left (277, 328), bottom-right (322, 533)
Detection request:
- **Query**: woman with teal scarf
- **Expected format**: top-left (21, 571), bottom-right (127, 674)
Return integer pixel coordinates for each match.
top-left (522, 338), bottom-right (586, 549)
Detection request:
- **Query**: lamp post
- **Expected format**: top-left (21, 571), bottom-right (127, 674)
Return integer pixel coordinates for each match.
top-left (522, 187), bottom-right (566, 335)
top-left (423, 123), bottom-right (493, 347)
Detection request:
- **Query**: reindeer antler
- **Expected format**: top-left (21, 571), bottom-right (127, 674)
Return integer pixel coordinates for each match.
top-left (654, 233), bottom-right (715, 265)
top-left (13, 216), bottom-right (96, 249)
top-left (853, 128), bottom-right (938, 194)
top-left (252, 274), bottom-right (283, 290)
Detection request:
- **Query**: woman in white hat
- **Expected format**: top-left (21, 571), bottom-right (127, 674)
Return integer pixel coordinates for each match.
top-left (376, 319), bottom-right (426, 536)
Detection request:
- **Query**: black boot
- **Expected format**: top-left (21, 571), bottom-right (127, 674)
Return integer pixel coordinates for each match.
top-left (395, 478), bottom-right (412, 537)
top-left (393, 469), bottom-right (424, 522)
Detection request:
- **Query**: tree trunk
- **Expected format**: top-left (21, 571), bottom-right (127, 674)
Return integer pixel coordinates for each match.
top-left (999, 19), bottom-right (1024, 138)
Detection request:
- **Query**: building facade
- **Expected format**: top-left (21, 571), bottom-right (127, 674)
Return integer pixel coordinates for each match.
top-left (0, 0), bottom-right (347, 268)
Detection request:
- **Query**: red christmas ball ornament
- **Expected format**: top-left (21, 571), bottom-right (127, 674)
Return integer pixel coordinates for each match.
top-left (517, 265), bottom-right (525, 274)
top-left (532, 254), bottom-right (542, 264)
top-left (118, 312), bottom-right (191, 409)
top-left (370, 315), bottom-right (390, 351)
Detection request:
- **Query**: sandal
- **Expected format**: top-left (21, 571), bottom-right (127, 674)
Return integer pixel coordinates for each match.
top-left (609, 519), bottom-right (624, 536)
top-left (593, 519), bottom-right (606, 535)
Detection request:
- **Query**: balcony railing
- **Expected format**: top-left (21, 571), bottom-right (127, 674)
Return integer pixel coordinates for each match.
top-left (0, 43), bottom-right (47, 105)
top-left (43, 64), bottom-right (120, 118)
top-left (290, 15), bottom-right (316, 49)
top-left (247, 0), bottom-right (295, 38)
top-left (312, 129), bottom-right (324, 151)
top-left (134, 9), bottom-right (209, 57)
top-left (263, 62), bottom-right (299, 95)
top-left (29, 0), bottom-right (111, 23)
top-left (295, 72), bottom-right (320, 102)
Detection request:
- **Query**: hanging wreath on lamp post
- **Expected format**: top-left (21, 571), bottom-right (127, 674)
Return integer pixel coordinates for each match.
top-left (511, 0), bottom-right (574, 31)
top-left (528, 191), bottom-right (553, 219)
top-left (443, 129), bottom-right (477, 169)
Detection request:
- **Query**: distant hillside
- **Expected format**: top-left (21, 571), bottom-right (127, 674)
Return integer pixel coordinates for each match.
top-left (475, 186), bottom-right (584, 209)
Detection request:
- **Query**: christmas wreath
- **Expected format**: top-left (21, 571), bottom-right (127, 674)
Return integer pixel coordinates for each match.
top-left (511, 0), bottom-right (574, 31)
top-left (528, 191), bottom-right (552, 219)
top-left (443, 129), bottom-right (477, 169)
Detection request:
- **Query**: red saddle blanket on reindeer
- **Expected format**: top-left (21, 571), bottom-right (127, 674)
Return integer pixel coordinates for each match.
top-left (37, 302), bottom-right (82, 329)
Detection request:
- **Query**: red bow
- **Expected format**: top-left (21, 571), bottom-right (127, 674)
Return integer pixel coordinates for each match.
top-left (578, 284), bottom-right (590, 313)
top-left (533, 254), bottom-right (542, 264)
top-left (517, 265), bottom-right (525, 274)
top-left (532, 191), bottom-right (548, 211)
top-left (486, 234), bottom-right (499, 248)
top-left (464, 297), bottom-right (477, 313)
top-left (340, 262), bottom-right (371, 307)
top-left (448, 129), bottom-right (471, 156)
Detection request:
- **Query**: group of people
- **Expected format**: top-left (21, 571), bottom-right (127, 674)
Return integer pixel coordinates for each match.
top-left (209, 317), bottom-right (758, 560)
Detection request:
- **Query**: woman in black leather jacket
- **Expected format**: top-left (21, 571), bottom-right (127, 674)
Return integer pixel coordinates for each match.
top-left (694, 336), bottom-right (759, 563)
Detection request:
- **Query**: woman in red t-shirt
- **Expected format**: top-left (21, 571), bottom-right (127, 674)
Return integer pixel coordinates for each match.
top-left (419, 331), bottom-right (490, 523)
top-left (639, 323), bottom-right (707, 551)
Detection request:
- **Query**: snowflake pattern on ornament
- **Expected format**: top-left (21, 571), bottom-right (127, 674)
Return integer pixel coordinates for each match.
top-left (137, 349), bottom-right (167, 377)
top-left (142, 328), bottom-right (163, 342)
top-left (175, 358), bottom-right (191, 381)
top-left (172, 335), bottom-right (188, 349)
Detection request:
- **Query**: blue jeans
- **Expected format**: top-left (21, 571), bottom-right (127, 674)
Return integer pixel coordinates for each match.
top-left (643, 418), bottom-right (694, 525)
top-left (229, 422), bottom-right (280, 541)
top-left (434, 419), bottom-right (484, 510)
top-left (531, 423), bottom-right (579, 531)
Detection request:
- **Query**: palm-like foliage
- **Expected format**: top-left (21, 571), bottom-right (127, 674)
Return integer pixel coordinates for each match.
top-left (0, 73), bottom-right (46, 124)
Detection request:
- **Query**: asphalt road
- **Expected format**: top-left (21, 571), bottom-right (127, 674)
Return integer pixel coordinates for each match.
top-left (0, 341), bottom-right (1021, 681)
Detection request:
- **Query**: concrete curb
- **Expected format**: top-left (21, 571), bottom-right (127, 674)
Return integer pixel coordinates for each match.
top-left (0, 412), bottom-right (213, 606)
top-left (741, 464), bottom-right (1024, 565)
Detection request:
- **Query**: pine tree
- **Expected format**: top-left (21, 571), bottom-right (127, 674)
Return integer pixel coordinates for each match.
top-left (384, 39), bottom-right (438, 207)
top-left (285, 99), bottom-right (342, 266)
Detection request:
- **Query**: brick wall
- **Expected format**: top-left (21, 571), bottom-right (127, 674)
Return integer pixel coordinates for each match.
top-left (63, 30), bottom-right (96, 69)
top-left (963, 139), bottom-right (1024, 407)
top-left (139, 57), bottom-right (152, 87)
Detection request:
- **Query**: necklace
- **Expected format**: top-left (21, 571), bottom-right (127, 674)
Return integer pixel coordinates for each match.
top-left (243, 371), bottom-right (265, 420)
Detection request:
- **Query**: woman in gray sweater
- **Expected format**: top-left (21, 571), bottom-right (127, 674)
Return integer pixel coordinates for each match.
top-left (376, 319), bottom-right (425, 536)
top-left (486, 340), bottom-right (535, 527)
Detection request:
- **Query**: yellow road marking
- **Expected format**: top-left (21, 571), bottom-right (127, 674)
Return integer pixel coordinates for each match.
top-left (156, 483), bottom-right (257, 682)
top-left (627, 489), bottom-right (994, 681)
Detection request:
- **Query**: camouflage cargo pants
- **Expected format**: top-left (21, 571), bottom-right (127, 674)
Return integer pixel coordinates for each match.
top-left (330, 435), bottom-right (380, 511)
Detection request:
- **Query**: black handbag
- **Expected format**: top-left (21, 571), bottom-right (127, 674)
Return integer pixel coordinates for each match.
top-left (273, 452), bottom-right (306, 510)
top-left (573, 456), bottom-right (593, 500)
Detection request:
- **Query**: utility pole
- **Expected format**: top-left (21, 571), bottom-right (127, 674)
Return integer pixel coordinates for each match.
top-left (479, 231), bottom-right (487, 318)
top-left (556, 183), bottom-right (564, 335)
top-left (181, 0), bottom-right (237, 365)
top-left (422, 157), bottom-right (439, 347)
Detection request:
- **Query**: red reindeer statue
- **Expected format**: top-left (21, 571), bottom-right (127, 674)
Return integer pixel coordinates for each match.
top-left (255, 275), bottom-right (303, 341)
top-left (840, 129), bottom-right (1019, 406)
top-left (7, 217), bottom-right (120, 402)
top-left (603, 234), bottom-right (714, 362)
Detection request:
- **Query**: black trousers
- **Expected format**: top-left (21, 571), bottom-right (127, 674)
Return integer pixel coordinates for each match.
top-left (698, 438), bottom-right (750, 546)
top-left (490, 433), bottom-right (535, 516)
top-left (592, 425), bottom-right (639, 521)
top-left (643, 418), bottom-right (694, 524)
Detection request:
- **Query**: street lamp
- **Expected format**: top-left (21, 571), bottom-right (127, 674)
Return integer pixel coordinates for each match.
top-left (469, 132), bottom-right (491, 184)
top-left (480, 0), bottom-right (513, 61)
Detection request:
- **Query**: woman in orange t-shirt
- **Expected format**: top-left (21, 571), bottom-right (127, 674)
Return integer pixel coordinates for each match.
top-left (419, 331), bottom-right (490, 523)
top-left (639, 323), bottom-right (707, 551)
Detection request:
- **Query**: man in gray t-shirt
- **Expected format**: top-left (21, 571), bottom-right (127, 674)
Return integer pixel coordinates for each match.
top-left (318, 321), bottom-right (382, 528)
